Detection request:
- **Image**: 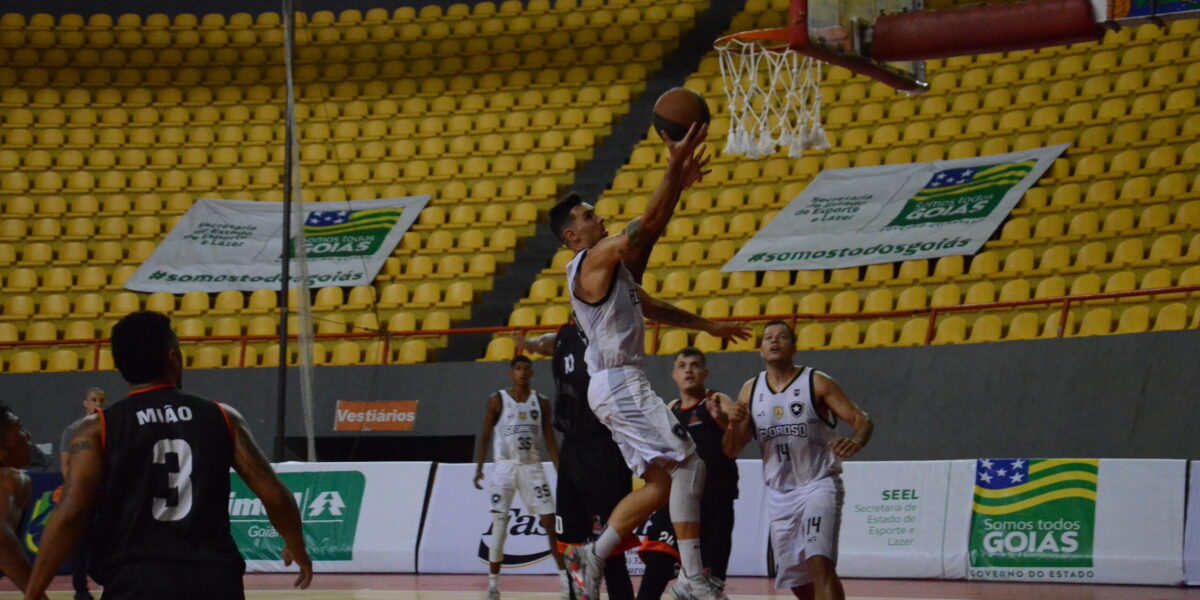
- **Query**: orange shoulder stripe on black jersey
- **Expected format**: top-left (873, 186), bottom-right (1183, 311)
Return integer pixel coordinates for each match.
top-left (96, 409), bottom-right (107, 453)
top-left (213, 401), bottom-right (235, 440)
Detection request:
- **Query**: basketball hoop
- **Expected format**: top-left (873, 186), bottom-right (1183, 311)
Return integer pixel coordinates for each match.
top-left (715, 29), bottom-right (830, 159)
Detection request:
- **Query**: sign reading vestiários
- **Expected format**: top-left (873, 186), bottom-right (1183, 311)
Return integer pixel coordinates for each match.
top-left (125, 196), bottom-right (429, 293)
top-left (334, 400), bottom-right (419, 432)
top-left (722, 145), bottom-right (1068, 272)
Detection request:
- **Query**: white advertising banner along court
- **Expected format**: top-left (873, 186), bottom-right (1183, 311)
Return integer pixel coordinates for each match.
top-left (1184, 461), bottom-right (1200, 586)
top-left (125, 195), bottom-right (428, 293)
top-left (420, 462), bottom-right (564, 574)
top-left (238, 461), bottom-right (433, 574)
top-left (722, 144), bottom-right (1068, 272)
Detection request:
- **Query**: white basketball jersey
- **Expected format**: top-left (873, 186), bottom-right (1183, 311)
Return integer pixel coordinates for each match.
top-left (566, 249), bottom-right (645, 374)
top-left (751, 367), bottom-right (841, 491)
top-left (492, 389), bottom-right (544, 464)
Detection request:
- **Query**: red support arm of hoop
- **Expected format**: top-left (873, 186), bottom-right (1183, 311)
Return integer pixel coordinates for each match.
top-left (870, 0), bottom-right (1102, 62)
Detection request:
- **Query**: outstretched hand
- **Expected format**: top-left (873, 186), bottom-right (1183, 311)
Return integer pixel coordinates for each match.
top-left (708, 321), bottom-right (752, 342)
top-left (662, 123), bottom-right (711, 190)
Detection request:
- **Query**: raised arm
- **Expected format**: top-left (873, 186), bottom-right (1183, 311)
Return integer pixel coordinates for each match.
top-left (514, 332), bottom-right (557, 357)
top-left (814, 373), bottom-right (874, 459)
top-left (224, 404), bottom-right (313, 590)
top-left (473, 394), bottom-right (502, 490)
top-left (575, 124), bottom-right (710, 297)
top-left (638, 288), bottom-right (751, 341)
top-left (537, 394), bottom-right (560, 469)
top-left (722, 379), bottom-right (757, 459)
top-left (25, 417), bottom-right (103, 600)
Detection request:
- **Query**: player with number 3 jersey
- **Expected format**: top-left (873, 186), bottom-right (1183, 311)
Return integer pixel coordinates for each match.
top-left (718, 320), bottom-right (874, 600)
top-left (24, 311), bottom-right (312, 600)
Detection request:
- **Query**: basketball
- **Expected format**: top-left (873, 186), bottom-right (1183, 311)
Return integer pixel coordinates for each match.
top-left (651, 87), bottom-right (711, 143)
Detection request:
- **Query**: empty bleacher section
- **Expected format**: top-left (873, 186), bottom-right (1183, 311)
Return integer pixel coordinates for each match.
top-left (497, 0), bottom-right (1200, 359)
top-left (0, 0), bottom-right (706, 370)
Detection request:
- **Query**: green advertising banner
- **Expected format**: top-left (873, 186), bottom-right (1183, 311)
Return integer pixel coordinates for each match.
top-left (230, 470), bottom-right (365, 562)
top-left (968, 459), bottom-right (1098, 577)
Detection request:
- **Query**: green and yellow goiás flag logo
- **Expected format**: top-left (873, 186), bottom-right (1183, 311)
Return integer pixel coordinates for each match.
top-left (292, 208), bottom-right (404, 259)
top-left (888, 161), bottom-right (1037, 228)
top-left (969, 459), bottom-right (1098, 568)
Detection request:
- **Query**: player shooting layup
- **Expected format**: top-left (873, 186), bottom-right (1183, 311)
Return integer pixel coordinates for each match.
top-left (549, 122), bottom-right (750, 600)
top-left (719, 321), bottom-right (874, 600)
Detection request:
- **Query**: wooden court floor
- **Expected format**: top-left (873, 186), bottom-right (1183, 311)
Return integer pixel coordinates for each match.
top-left (4, 575), bottom-right (1199, 600)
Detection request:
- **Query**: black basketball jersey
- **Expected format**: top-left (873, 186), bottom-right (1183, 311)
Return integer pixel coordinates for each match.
top-left (672, 395), bottom-right (738, 500)
top-left (89, 385), bottom-right (244, 581)
top-left (552, 322), bottom-right (608, 440)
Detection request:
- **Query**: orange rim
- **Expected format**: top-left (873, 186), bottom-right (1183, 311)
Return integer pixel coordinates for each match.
top-left (713, 28), bottom-right (792, 53)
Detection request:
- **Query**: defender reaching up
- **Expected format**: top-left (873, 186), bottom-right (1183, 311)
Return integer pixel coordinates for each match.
top-left (550, 123), bottom-right (750, 600)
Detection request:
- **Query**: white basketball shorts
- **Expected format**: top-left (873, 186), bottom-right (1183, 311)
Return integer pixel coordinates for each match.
top-left (489, 460), bottom-right (555, 516)
top-left (588, 365), bottom-right (696, 477)
top-left (767, 475), bottom-right (844, 589)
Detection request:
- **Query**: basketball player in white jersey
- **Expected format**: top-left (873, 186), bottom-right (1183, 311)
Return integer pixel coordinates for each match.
top-left (548, 122), bottom-right (751, 600)
top-left (473, 356), bottom-right (568, 600)
top-left (717, 320), bottom-right (874, 600)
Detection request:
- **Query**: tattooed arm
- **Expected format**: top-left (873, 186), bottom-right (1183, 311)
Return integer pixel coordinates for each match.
top-left (25, 417), bottom-right (102, 600)
top-left (574, 124), bottom-right (711, 300)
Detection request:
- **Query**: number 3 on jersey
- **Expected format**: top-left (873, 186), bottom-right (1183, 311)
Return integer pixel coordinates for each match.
top-left (152, 438), bottom-right (193, 522)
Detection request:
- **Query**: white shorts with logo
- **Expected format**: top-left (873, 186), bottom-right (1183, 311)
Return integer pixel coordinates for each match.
top-left (767, 475), bottom-right (844, 589)
top-left (588, 365), bottom-right (696, 477)
top-left (489, 460), bottom-right (555, 516)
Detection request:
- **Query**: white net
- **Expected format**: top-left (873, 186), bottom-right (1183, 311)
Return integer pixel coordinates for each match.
top-left (716, 38), bottom-right (830, 159)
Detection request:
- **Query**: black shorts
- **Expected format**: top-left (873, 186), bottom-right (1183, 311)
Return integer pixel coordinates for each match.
top-left (98, 559), bottom-right (245, 600)
top-left (556, 434), bottom-right (632, 544)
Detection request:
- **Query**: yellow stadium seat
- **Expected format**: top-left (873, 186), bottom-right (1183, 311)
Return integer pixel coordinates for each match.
top-left (656, 330), bottom-right (689, 356)
top-left (897, 318), bottom-right (929, 346)
top-left (542, 305), bottom-right (570, 326)
top-left (1152, 303), bottom-right (1188, 331)
top-left (896, 287), bottom-right (927, 311)
top-left (1114, 306), bottom-right (1150, 334)
top-left (828, 322), bottom-right (861, 348)
top-left (765, 295), bottom-right (794, 316)
top-left (797, 324), bottom-right (826, 350)
top-left (968, 315), bottom-right (1003, 342)
top-left (26, 322), bottom-right (58, 342)
top-left (64, 321), bottom-right (96, 341)
top-left (863, 321), bottom-right (895, 347)
top-left (933, 317), bottom-right (967, 344)
top-left (1043, 311), bottom-right (1075, 338)
top-left (931, 284), bottom-right (961, 307)
top-left (1079, 307), bottom-right (1115, 339)
top-left (191, 347), bottom-right (225, 369)
top-left (1005, 313), bottom-right (1040, 340)
top-left (701, 299), bottom-right (730, 319)
top-left (484, 338), bottom-right (517, 361)
top-left (798, 293), bottom-right (826, 315)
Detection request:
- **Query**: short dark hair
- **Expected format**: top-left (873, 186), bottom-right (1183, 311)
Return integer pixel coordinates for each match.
top-left (510, 355), bottom-right (532, 368)
top-left (674, 346), bottom-right (706, 367)
top-left (549, 191), bottom-right (585, 244)
top-left (763, 319), bottom-right (795, 342)
top-left (112, 311), bottom-right (177, 384)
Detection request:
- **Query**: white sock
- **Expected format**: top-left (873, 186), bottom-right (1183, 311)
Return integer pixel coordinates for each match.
top-left (558, 569), bottom-right (570, 589)
top-left (488, 573), bottom-right (499, 589)
top-left (678, 537), bottom-right (703, 578)
top-left (592, 526), bottom-right (621, 560)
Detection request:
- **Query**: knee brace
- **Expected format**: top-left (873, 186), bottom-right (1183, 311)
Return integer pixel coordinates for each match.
top-left (489, 510), bottom-right (510, 563)
top-left (668, 453), bottom-right (706, 523)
